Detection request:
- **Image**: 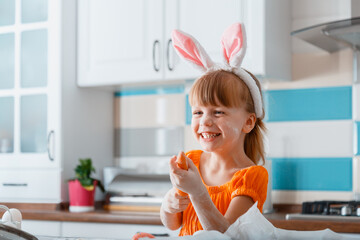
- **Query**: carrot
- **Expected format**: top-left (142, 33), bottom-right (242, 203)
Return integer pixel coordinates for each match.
top-left (177, 151), bottom-right (188, 170)
top-left (176, 151), bottom-right (188, 196)
top-left (131, 232), bottom-right (155, 240)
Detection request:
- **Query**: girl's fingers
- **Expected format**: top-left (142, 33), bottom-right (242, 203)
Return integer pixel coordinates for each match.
top-left (170, 158), bottom-right (187, 176)
top-left (180, 203), bottom-right (190, 209)
top-left (174, 191), bottom-right (189, 199)
top-left (180, 198), bottom-right (190, 205)
top-left (169, 174), bottom-right (177, 188)
top-left (169, 174), bottom-right (183, 191)
top-left (186, 155), bottom-right (196, 169)
top-left (169, 155), bottom-right (179, 172)
top-left (169, 155), bottom-right (177, 167)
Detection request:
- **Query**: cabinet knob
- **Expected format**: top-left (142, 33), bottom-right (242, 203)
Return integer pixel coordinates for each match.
top-left (152, 40), bottom-right (160, 72)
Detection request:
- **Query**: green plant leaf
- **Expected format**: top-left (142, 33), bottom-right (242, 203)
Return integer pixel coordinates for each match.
top-left (71, 158), bottom-right (104, 192)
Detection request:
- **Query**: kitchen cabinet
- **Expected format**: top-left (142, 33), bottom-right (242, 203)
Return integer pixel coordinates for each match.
top-left (0, 1), bottom-right (59, 169)
top-left (0, 0), bottom-right (113, 203)
top-left (22, 220), bottom-right (62, 237)
top-left (77, 0), bottom-right (291, 87)
top-left (77, 0), bottom-right (164, 86)
top-left (22, 220), bottom-right (179, 239)
top-left (21, 218), bottom-right (360, 238)
top-left (62, 222), bottom-right (178, 239)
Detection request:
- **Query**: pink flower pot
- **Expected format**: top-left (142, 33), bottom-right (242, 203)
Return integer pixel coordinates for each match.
top-left (68, 179), bottom-right (97, 212)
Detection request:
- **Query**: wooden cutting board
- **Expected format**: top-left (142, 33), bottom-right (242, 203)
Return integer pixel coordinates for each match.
top-left (103, 204), bottom-right (160, 212)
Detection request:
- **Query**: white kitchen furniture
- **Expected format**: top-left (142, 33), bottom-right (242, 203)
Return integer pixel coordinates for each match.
top-left (0, 0), bottom-right (60, 169)
top-left (21, 219), bottom-right (360, 239)
top-left (77, 0), bottom-right (291, 87)
top-left (62, 222), bottom-right (178, 239)
top-left (0, 0), bottom-right (113, 203)
top-left (22, 220), bottom-right (62, 237)
top-left (22, 220), bottom-right (179, 239)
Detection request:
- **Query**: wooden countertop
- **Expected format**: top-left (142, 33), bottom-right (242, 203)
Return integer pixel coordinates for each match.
top-left (2, 202), bottom-right (360, 233)
top-left (266, 204), bottom-right (360, 234)
top-left (1, 202), bottom-right (162, 225)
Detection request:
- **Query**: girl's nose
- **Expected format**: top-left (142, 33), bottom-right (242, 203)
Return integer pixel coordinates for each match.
top-left (200, 115), bottom-right (213, 126)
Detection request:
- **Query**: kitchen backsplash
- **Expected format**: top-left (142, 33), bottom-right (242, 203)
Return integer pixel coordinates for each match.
top-left (114, 49), bottom-right (360, 204)
top-left (265, 86), bottom-right (356, 203)
top-left (114, 85), bottom-right (186, 174)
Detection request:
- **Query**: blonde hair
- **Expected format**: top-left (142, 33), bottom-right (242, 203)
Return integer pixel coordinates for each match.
top-left (189, 70), bottom-right (266, 165)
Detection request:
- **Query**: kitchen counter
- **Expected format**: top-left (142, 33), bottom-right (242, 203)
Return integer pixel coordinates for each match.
top-left (267, 204), bottom-right (360, 234)
top-left (2, 202), bottom-right (162, 225)
top-left (2, 203), bottom-right (360, 234)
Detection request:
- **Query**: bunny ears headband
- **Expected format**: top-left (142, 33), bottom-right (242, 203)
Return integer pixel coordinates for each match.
top-left (171, 23), bottom-right (263, 119)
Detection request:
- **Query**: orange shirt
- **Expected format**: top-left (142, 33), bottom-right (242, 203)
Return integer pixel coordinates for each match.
top-left (179, 150), bottom-right (268, 236)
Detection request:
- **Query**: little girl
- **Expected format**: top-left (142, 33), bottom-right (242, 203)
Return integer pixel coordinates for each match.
top-left (160, 23), bottom-right (268, 236)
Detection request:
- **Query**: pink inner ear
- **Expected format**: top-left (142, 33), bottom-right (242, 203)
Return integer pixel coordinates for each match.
top-left (222, 23), bottom-right (243, 63)
top-left (172, 31), bottom-right (204, 68)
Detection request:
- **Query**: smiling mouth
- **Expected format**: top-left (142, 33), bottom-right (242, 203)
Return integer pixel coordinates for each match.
top-left (200, 133), bottom-right (221, 139)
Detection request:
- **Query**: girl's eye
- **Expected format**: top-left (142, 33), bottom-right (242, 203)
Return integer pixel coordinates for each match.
top-left (215, 111), bottom-right (225, 115)
top-left (192, 111), bottom-right (202, 115)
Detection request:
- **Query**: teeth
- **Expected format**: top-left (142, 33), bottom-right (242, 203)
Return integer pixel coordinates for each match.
top-left (201, 133), bottom-right (220, 139)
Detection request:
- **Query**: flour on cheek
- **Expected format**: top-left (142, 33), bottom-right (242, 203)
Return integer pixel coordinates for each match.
top-left (225, 121), bottom-right (241, 143)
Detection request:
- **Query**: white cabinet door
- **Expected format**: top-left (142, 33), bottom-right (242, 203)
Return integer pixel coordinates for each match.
top-left (62, 222), bottom-right (179, 239)
top-left (0, 0), bottom-right (60, 169)
top-left (0, 0), bottom-right (113, 203)
top-left (77, 0), bottom-right (290, 87)
top-left (78, 0), bottom-right (246, 85)
top-left (165, 0), bottom-right (291, 81)
top-left (0, 0), bottom-right (61, 203)
top-left (22, 220), bottom-right (62, 237)
top-left (165, 0), bottom-right (244, 81)
top-left (0, 169), bottom-right (61, 203)
top-left (77, 0), bottom-right (164, 87)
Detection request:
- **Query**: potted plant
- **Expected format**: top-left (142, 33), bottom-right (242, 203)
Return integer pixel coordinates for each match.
top-left (68, 158), bottom-right (105, 212)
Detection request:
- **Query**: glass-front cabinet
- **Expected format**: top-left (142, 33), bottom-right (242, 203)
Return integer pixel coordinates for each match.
top-left (0, 0), bottom-right (112, 203)
top-left (0, 0), bottom-right (59, 169)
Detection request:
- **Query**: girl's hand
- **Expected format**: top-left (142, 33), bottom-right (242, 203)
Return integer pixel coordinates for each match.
top-left (169, 154), bottom-right (207, 198)
top-left (161, 187), bottom-right (190, 214)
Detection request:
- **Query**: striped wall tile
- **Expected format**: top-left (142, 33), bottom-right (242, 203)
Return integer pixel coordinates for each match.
top-left (264, 86), bottom-right (352, 122)
top-left (272, 190), bottom-right (354, 204)
top-left (115, 156), bottom-right (172, 174)
top-left (114, 85), bottom-right (184, 97)
top-left (354, 157), bottom-right (360, 199)
top-left (271, 157), bottom-right (352, 191)
top-left (355, 84), bottom-right (360, 120)
top-left (115, 127), bottom-right (184, 157)
top-left (184, 80), bottom-right (196, 125)
top-left (266, 120), bottom-right (353, 158)
top-left (185, 95), bottom-right (192, 125)
top-left (116, 94), bottom-right (185, 128)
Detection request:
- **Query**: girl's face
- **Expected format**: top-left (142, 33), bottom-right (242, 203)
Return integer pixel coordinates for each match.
top-left (191, 102), bottom-right (255, 154)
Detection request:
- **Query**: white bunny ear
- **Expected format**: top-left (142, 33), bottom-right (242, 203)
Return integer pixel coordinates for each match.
top-left (172, 29), bottom-right (214, 72)
top-left (221, 23), bottom-right (247, 68)
top-left (222, 23), bottom-right (264, 119)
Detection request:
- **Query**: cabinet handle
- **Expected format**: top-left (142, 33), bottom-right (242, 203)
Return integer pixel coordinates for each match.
top-left (2, 183), bottom-right (28, 187)
top-left (167, 39), bottom-right (174, 71)
top-left (47, 130), bottom-right (55, 161)
top-left (153, 40), bottom-right (160, 72)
